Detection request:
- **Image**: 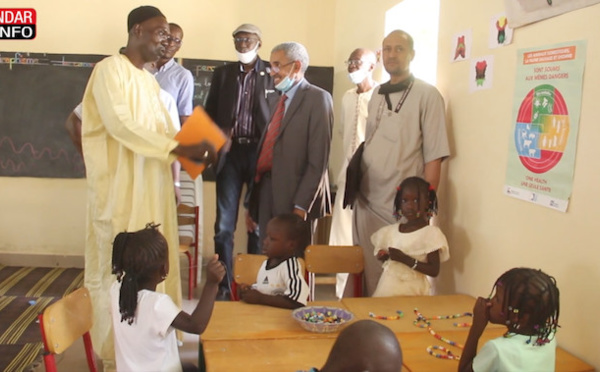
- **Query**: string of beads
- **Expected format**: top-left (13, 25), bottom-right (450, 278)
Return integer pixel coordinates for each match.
top-left (413, 308), bottom-right (474, 360)
top-left (368, 310), bottom-right (404, 320)
top-left (366, 307), bottom-right (475, 360)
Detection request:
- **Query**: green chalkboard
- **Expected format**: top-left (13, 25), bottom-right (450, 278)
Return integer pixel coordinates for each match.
top-left (0, 52), bottom-right (334, 179)
top-left (0, 52), bottom-right (105, 178)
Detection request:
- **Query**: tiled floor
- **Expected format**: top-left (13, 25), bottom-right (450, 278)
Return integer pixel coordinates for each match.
top-left (32, 257), bottom-right (337, 371)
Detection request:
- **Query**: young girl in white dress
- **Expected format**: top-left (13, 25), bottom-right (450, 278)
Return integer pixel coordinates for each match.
top-left (372, 176), bottom-right (450, 297)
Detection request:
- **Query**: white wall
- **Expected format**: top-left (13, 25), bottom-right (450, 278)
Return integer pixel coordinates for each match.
top-left (1, 0), bottom-right (599, 368)
top-left (436, 1), bottom-right (600, 367)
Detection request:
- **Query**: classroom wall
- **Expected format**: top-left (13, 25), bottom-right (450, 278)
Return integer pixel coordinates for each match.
top-left (436, 2), bottom-right (600, 368)
top-left (1, 0), bottom-right (598, 368)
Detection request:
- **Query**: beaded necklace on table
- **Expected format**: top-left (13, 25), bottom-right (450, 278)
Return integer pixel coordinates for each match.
top-left (367, 307), bottom-right (473, 360)
top-left (413, 308), bottom-right (473, 360)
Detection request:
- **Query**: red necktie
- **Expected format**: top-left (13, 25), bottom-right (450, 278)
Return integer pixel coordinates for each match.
top-left (255, 94), bottom-right (287, 181)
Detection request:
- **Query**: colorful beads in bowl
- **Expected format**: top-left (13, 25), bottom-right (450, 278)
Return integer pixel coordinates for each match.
top-left (292, 306), bottom-right (354, 333)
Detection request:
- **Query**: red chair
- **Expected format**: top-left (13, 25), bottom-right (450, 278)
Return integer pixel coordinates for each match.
top-left (178, 203), bottom-right (200, 300)
top-left (38, 287), bottom-right (97, 372)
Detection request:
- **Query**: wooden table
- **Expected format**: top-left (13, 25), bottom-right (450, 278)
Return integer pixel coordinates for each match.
top-left (341, 294), bottom-right (503, 333)
top-left (202, 300), bottom-right (347, 342)
top-left (203, 338), bottom-right (409, 372)
top-left (202, 296), bottom-right (594, 372)
top-left (397, 328), bottom-right (594, 372)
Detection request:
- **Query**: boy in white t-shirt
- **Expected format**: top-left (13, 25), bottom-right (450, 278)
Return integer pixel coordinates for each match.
top-left (239, 214), bottom-right (310, 309)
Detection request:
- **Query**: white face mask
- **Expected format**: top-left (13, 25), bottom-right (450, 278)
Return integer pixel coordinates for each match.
top-left (236, 44), bottom-right (259, 64)
top-left (348, 68), bottom-right (369, 85)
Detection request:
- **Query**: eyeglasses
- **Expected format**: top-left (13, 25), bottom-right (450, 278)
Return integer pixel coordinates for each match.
top-left (155, 29), bottom-right (169, 41)
top-left (344, 59), bottom-right (363, 67)
top-left (167, 36), bottom-right (182, 45)
top-left (234, 37), bottom-right (258, 45)
top-left (270, 61), bottom-right (295, 73)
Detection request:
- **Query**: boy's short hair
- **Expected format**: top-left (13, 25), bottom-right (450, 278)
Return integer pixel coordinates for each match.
top-left (272, 213), bottom-right (311, 257)
top-left (321, 319), bottom-right (403, 372)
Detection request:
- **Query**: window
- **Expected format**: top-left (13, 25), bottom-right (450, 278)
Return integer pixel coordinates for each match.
top-left (384, 0), bottom-right (440, 85)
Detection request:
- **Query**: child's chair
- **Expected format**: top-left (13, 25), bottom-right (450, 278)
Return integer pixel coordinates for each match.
top-left (38, 287), bottom-right (97, 372)
top-left (178, 203), bottom-right (200, 300)
top-left (304, 245), bottom-right (364, 300)
top-left (231, 254), bottom-right (306, 301)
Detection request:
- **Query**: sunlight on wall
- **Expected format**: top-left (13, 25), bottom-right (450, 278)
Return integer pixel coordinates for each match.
top-left (384, 0), bottom-right (440, 85)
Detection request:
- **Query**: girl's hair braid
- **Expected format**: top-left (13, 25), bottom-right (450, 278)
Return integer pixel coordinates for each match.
top-left (492, 267), bottom-right (560, 345)
top-left (111, 222), bottom-right (168, 325)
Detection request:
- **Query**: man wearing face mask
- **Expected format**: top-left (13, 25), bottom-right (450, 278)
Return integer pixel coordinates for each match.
top-left (205, 24), bottom-right (277, 300)
top-left (329, 48), bottom-right (377, 298)
top-left (249, 42), bottom-right (333, 246)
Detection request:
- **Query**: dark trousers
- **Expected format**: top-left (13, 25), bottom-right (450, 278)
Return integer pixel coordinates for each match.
top-left (214, 142), bottom-right (260, 291)
top-left (256, 172), bottom-right (274, 247)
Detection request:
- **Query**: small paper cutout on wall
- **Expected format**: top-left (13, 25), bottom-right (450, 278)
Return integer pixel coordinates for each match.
top-left (450, 29), bottom-right (472, 63)
top-left (489, 13), bottom-right (513, 48)
top-left (469, 55), bottom-right (494, 92)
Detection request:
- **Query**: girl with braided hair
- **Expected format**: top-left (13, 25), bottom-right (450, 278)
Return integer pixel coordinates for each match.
top-left (110, 223), bottom-right (225, 371)
top-left (372, 176), bottom-right (450, 297)
top-left (459, 267), bottom-right (560, 372)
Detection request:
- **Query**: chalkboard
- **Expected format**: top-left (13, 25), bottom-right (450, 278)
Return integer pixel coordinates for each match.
top-left (180, 58), bottom-right (229, 108)
top-left (181, 57), bottom-right (334, 105)
top-left (0, 52), bottom-right (105, 178)
top-left (305, 66), bottom-right (335, 95)
top-left (0, 52), bottom-right (334, 179)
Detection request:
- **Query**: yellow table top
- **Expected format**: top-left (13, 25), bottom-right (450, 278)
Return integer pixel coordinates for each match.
top-left (203, 338), bottom-right (410, 372)
top-left (201, 296), bottom-right (594, 372)
top-left (202, 300), bottom-right (348, 341)
top-left (398, 328), bottom-right (594, 372)
top-left (341, 294), bottom-right (505, 333)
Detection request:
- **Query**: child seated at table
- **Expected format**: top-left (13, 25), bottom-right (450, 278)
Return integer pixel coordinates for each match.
top-left (373, 176), bottom-right (450, 296)
top-left (300, 320), bottom-right (403, 372)
top-left (240, 213), bottom-right (310, 309)
top-left (110, 223), bottom-right (225, 372)
top-left (458, 267), bottom-right (560, 372)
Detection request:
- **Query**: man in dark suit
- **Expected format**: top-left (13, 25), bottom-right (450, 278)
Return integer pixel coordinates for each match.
top-left (251, 41), bottom-right (333, 244)
top-left (205, 24), bottom-right (277, 300)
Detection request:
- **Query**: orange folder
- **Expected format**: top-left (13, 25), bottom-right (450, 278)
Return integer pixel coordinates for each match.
top-left (174, 106), bottom-right (227, 180)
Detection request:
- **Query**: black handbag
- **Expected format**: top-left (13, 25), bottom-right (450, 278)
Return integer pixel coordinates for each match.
top-left (343, 141), bottom-right (365, 209)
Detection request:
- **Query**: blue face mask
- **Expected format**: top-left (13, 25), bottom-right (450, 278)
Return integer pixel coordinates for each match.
top-left (275, 70), bottom-right (295, 92)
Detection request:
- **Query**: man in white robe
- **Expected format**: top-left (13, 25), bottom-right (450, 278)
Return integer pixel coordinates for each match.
top-left (330, 48), bottom-right (377, 298)
top-left (81, 6), bottom-right (215, 365)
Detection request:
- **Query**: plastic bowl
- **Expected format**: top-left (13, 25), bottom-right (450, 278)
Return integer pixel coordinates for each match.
top-left (292, 306), bottom-right (354, 333)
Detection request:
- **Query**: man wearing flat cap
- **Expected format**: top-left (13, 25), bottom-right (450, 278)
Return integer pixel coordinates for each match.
top-left (205, 23), bottom-right (277, 300)
top-left (81, 6), bottom-right (217, 364)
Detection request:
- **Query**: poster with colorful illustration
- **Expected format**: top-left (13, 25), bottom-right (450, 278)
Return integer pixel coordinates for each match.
top-left (450, 29), bottom-right (472, 63)
top-left (489, 13), bottom-right (513, 48)
top-left (504, 40), bottom-right (586, 212)
top-left (469, 55), bottom-right (494, 92)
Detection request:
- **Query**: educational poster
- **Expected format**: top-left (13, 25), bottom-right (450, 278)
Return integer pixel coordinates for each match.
top-left (450, 29), bottom-right (472, 63)
top-left (504, 0), bottom-right (600, 28)
top-left (489, 13), bottom-right (513, 49)
top-left (469, 55), bottom-right (494, 92)
top-left (504, 40), bottom-right (586, 212)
